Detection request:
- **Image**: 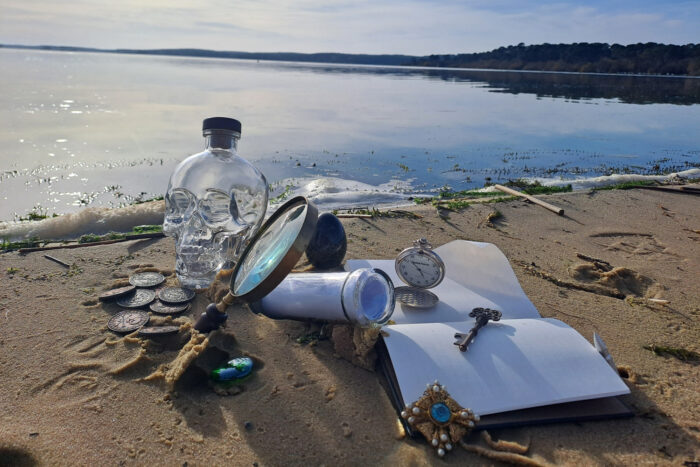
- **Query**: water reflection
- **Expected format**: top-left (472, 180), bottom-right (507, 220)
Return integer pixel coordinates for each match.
top-left (238, 61), bottom-right (700, 106)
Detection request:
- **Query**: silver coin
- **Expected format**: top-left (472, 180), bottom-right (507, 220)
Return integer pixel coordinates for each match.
top-left (116, 288), bottom-right (156, 308)
top-left (129, 272), bottom-right (165, 288)
top-left (149, 300), bottom-right (190, 315)
top-left (395, 286), bottom-right (439, 308)
top-left (138, 325), bottom-right (180, 337)
top-left (108, 310), bottom-right (150, 333)
top-left (158, 287), bottom-right (195, 304)
top-left (98, 285), bottom-right (136, 302)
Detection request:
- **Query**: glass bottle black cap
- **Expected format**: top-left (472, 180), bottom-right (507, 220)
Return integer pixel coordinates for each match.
top-left (202, 117), bottom-right (242, 134)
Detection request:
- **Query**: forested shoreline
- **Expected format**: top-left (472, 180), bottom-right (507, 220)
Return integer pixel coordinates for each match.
top-left (407, 43), bottom-right (700, 76)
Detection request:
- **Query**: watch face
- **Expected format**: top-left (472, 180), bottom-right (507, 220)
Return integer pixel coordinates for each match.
top-left (397, 251), bottom-right (443, 288)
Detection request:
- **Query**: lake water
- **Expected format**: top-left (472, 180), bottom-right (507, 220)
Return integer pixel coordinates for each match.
top-left (1, 48), bottom-right (699, 221)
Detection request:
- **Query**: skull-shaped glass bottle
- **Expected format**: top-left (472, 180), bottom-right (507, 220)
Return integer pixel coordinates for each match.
top-left (163, 117), bottom-right (268, 289)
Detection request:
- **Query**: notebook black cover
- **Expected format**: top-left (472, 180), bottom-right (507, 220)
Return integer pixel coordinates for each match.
top-left (375, 337), bottom-right (633, 436)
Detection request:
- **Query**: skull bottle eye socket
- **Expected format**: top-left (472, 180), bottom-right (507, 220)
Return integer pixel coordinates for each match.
top-left (164, 189), bottom-right (196, 236)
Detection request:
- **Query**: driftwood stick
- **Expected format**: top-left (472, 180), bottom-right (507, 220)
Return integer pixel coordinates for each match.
top-left (335, 214), bottom-right (373, 219)
top-left (18, 232), bottom-right (165, 254)
top-left (494, 185), bottom-right (564, 215)
top-left (43, 254), bottom-right (70, 268)
top-left (635, 185), bottom-right (700, 195)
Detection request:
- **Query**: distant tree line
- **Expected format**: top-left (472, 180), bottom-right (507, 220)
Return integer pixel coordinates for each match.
top-left (3, 42), bottom-right (700, 75)
top-left (406, 43), bottom-right (700, 76)
top-left (0, 44), bottom-right (412, 66)
top-left (115, 48), bottom-right (413, 65)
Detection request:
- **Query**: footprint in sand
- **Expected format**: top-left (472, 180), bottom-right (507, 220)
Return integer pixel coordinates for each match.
top-left (568, 261), bottom-right (663, 298)
top-left (589, 232), bottom-right (679, 260)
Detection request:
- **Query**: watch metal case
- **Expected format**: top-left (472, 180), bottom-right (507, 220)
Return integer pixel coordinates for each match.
top-left (394, 238), bottom-right (446, 290)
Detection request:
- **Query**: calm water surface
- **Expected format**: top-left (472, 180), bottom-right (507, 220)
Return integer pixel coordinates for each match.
top-left (1, 49), bottom-right (699, 220)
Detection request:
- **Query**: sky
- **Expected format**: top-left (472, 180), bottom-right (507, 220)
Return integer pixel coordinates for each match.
top-left (1, 0), bottom-right (698, 55)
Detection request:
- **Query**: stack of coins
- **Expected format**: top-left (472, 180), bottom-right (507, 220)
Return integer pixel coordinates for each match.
top-left (150, 286), bottom-right (196, 315)
top-left (98, 272), bottom-right (196, 334)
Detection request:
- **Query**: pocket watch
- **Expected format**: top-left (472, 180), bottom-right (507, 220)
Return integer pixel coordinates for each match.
top-left (394, 238), bottom-right (445, 308)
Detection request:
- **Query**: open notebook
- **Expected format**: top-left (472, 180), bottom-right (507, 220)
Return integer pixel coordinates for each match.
top-left (346, 240), bottom-right (631, 430)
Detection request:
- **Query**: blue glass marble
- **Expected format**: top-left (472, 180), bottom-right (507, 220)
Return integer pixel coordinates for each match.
top-left (430, 402), bottom-right (452, 423)
top-left (210, 357), bottom-right (254, 382)
top-left (305, 213), bottom-right (347, 270)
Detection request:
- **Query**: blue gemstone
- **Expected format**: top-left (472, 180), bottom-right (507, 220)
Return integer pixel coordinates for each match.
top-left (226, 357), bottom-right (254, 377)
top-left (211, 357), bottom-right (254, 382)
top-left (430, 402), bottom-right (451, 423)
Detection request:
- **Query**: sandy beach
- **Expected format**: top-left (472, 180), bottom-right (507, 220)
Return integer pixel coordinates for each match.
top-left (1, 187), bottom-right (699, 466)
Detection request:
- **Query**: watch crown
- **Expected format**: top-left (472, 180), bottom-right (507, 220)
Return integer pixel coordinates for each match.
top-left (414, 238), bottom-right (432, 249)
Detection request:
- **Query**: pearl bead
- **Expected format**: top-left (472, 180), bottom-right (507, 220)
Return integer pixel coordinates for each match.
top-left (412, 407), bottom-right (420, 415)
top-left (432, 438), bottom-right (438, 447)
top-left (401, 411), bottom-right (407, 419)
top-left (432, 385), bottom-right (440, 392)
top-left (440, 433), bottom-right (448, 442)
top-left (460, 411), bottom-right (468, 418)
top-left (445, 443), bottom-right (452, 451)
top-left (408, 416), bottom-right (415, 424)
top-left (474, 414), bottom-right (480, 422)
top-left (437, 448), bottom-right (445, 457)
top-left (468, 420), bottom-right (474, 427)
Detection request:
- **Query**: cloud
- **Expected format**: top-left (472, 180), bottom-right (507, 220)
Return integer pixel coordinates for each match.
top-left (0, 0), bottom-right (698, 54)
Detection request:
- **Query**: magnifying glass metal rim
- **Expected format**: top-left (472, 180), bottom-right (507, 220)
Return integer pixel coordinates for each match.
top-left (228, 195), bottom-right (318, 303)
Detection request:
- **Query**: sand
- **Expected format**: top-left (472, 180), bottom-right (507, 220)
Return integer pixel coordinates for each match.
top-left (1, 188), bottom-right (699, 466)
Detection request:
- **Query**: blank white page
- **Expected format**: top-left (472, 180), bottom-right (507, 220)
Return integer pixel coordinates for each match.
top-left (384, 318), bottom-right (630, 416)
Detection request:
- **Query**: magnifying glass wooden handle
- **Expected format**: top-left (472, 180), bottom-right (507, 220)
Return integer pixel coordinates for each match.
top-left (194, 291), bottom-right (236, 332)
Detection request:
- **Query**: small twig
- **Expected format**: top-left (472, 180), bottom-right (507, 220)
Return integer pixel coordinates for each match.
top-left (460, 440), bottom-right (548, 466)
top-left (575, 252), bottom-right (611, 268)
top-left (481, 431), bottom-right (530, 454)
top-left (575, 252), bottom-right (613, 272)
top-left (517, 261), bottom-right (625, 300)
top-left (387, 210), bottom-right (423, 219)
top-left (43, 254), bottom-right (70, 268)
top-left (335, 214), bottom-right (373, 219)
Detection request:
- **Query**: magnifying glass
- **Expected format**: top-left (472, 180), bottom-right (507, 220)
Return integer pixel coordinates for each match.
top-left (195, 197), bottom-right (395, 332)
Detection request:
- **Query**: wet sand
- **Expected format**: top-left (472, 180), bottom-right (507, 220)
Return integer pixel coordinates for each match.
top-left (1, 188), bottom-right (699, 466)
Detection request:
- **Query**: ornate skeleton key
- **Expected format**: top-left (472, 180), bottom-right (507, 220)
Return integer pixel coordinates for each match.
top-left (454, 308), bottom-right (502, 352)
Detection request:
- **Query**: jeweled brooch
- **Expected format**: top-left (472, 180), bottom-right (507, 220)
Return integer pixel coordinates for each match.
top-left (401, 381), bottom-right (479, 457)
